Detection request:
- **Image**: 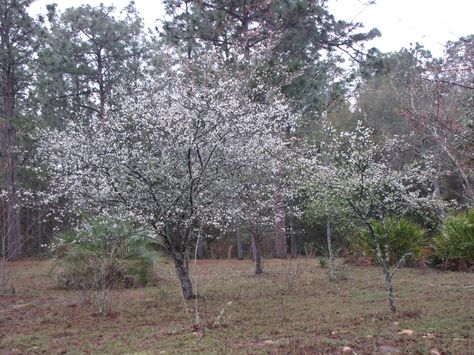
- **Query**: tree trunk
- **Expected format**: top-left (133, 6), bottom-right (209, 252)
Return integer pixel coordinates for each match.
top-left (251, 234), bottom-right (257, 261)
top-left (433, 177), bottom-right (441, 198)
top-left (196, 236), bottom-right (206, 259)
top-left (236, 226), bottom-right (244, 260)
top-left (376, 242), bottom-right (397, 313)
top-left (185, 1), bottom-right (193, 60)
top-left (37, 209), bottom-right (42, 254)
top-left (273, 193), bottom-right (287, 258)
top-left (173, 255), bottom-right (195, 300)
top-left (382, 261), bottom-right (396, 313)
top-left (289, 213), bottom-right (297, 258)
top-left (254, 235), bottom-right (263, 274)
top-left (326, 219), bottom-right (336, 280)
top-left (273, 218), bottom-right (286, 258)
top-left (441, 142), bottom-right (474, 201)
top-left (242, 6), bottom-right (250, 60)
top-left (2, 62), bottom-right (21, 261)
top-left (227, 244), bottom-right (234, 259)
top-left (97, 49), bottom-right (106, 120)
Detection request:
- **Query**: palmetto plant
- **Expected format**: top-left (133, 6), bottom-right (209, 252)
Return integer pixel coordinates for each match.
top-left (51, 217), bottom-right (162, 314)
top-left (357, 217), bottom-right (427, 266)
top-left (433, 209), bottom-right (474, 268)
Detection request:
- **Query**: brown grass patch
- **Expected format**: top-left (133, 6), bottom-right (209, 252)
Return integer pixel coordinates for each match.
top-left (0, 258), bottom-right (473, 354)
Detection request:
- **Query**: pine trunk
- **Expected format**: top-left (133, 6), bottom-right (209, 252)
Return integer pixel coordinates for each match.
top-left (2, 64), bottom-right (21, 261)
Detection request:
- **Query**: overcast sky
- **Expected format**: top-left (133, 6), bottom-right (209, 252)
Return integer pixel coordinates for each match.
top-left (29, 0), bottom-right (474, 57)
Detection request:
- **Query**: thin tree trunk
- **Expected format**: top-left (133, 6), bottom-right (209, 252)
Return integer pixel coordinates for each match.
top-left (242, 7), bottom-right (250, 60)
top-left (441, 143), bottom-right (474, 200)
top-left (289, 213), bottom-right (297, 258)
top-left (326, 218), bottom-right (336, 280)
top-left (97, 49), bottom-right (106, 120)
top-left (273, 217), bottom-right (286, 258)
top-left (273, 193), bottom-right (287, 258)
top-left (433, 177), bottom-right (441, 198)
top-left (254, 235), bottom-right (263, 275)
top-left (227, 244), bottom-right (234, 259)
top-left (196, 235), bottom-right (205, 259)
top-left (236, 226), bottom-right (244, 260)
top-left (37, 209), bottom-right (42, 254)
top-left (185, 1), bottom-right (193, 60)
top-left (193, 225), bottom-right (203, 324)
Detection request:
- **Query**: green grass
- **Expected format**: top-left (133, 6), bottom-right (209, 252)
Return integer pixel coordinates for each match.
top-left (0, 258), bottom-right (473, 354)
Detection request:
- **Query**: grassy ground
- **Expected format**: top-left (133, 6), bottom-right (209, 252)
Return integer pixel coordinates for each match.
top-left (0, 258), bottom-right (473, 354)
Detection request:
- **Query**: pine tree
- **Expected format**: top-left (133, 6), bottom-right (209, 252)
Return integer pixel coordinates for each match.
top-left (35, 3), bottom-right (152, 125)
top-left (0, 0), bottom-right (43, 260)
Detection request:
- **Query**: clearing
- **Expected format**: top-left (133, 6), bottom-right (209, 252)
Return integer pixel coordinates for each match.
top-left (0, 258), bottom-right (473, 354)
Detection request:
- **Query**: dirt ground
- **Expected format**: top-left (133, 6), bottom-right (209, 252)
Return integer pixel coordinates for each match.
top-left (1, 258), bottom-right (473, 354)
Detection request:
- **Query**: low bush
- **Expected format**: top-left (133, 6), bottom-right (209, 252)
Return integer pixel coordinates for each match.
top-left (356, 217), bottom-right (426, 266)
top-left (50, 218), bottom-right (162, 308)
top-left (51, 218), bottom-right (162, 314)
top-left (433, 209), bottom-right (474, 270)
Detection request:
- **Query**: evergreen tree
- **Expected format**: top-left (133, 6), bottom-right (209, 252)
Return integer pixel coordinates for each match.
top-left (35, 2), bottom-right (152, 126)
top-left (0, 0), bottom-right (43, 260)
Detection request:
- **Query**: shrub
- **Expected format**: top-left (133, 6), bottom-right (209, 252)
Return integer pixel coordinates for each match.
top-left (433, 209), bottom-right (474, 270)
top-left (51, 217), bottom-right (162, 313)
top-left (357, 217), bottom-right (426, 266)
top-left (318, 257), bottom-right (328, 268)
top-left (51, 219), bottom-right (158, 289)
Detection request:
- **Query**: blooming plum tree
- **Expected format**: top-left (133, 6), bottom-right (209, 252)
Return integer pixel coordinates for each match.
top-left (300, 121), bottom-right (443, 312)
top-left (225, 141), bottom-right (293, 274)
top-left (35, 59), bottom-right (293, 299)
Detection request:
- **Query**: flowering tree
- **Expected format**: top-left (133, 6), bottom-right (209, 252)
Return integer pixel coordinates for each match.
top-left (35, 60), bottom-right (292, 299)
top-left (300, 122), bottom-right (443, 312)
top-left (226, 141), bottom-right (293, 274)
top-left (303, 185), bottom-right (354, 281)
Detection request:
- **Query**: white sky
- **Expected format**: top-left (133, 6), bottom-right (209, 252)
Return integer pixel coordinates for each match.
top-left (29, 0), bottom-right (474, 57)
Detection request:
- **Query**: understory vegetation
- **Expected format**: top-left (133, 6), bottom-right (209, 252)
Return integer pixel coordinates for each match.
top-left (356, 217), bottom-right (427, 266)
top-left (49, 218), bottom-right (161, 313)
top-left (51, 218), bottom-right (160, 289)
top-left (433, 209), bottom-right (474, 269)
